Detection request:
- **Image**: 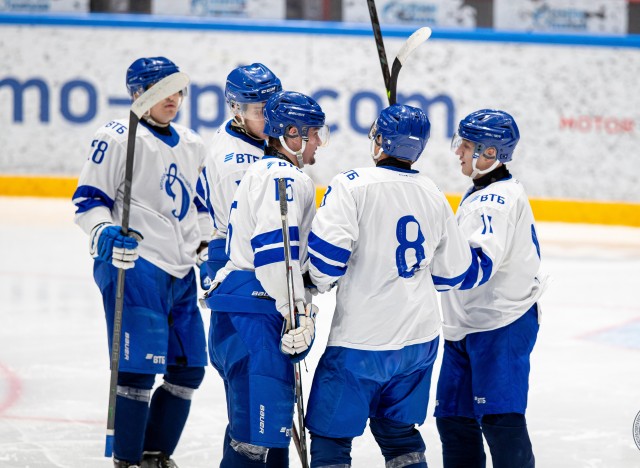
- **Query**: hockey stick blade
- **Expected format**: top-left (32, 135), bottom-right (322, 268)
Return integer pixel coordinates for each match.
top-left (389, 27), bottom-right (432, 105)
top-left (130, 72), bottom-right (190, 118)
top-left (397, 27), bottom-right (431, 66)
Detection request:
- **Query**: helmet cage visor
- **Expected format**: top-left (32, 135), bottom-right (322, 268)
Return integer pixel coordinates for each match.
top-left (284, 124), bottom-right (330, 148)
top-left (230, 101), bottom-right (267, 121)
top-left (450, 133), bottom-right (496, 160)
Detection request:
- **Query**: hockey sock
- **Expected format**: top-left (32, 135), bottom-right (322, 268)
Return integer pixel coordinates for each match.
top-left (436, 416), bottom-right (486, 468)
top-left (309, 432), bottom-right (352, 467)
top-left (369, 418), bottom-right (426, 467)
top-left (265, 448), bottom-right (289, 467)
top-left (114, 373), bottom-right (155, 463)
top-left (220, 439), bottom-right (275, 468)
top-left (481, 413), bottom-right (534, 468)
top-left (144, 366), bottom-right (205, 455)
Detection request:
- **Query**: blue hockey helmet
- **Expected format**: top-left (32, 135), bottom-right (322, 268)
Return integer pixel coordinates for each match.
top-left (368, 104), bottom-right (431, 162)
top-left (126, 56), bottom-right (181, 98)
top-left (264, 91), bottom-right (327, 142)
top-left (455, 109), bottom-right (520, 163)
top-left (225, 63), bottom-right (282, 106)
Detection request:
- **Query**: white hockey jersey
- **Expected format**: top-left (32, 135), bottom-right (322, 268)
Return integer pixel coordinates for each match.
top-left (214, 154), bottom-right (316, 316)
top-left (202, 119), bottom-right (265, 239)
top-left (440, 175), bottom-right (547, 341)
top-left (73, 119), bottom-right (208, 278)
top-left (309, 165), bottom-right (486, 351)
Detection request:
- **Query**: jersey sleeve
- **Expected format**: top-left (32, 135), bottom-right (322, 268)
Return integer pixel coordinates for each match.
top-left (455, 197), bottom-right (511, 286)
top-left (308, 176), bottom-right (357, 291)
top-left (252, 169), bottom-right (311, 316)
top-left (429, 196), bottom-right (493, 291)
top-left (72, 124), bottom-right (126, 235)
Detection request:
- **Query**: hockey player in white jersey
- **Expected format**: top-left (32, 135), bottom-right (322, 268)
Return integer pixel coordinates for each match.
top-left (305, 104), bottom-right (491, 467)
top-left (203, 90), bottom-right (329, 467)
top-left (199, 63), bottom-right (282, 289)
top-left (434, 110), bottom-right (546, 468)
top-left (72, 57), bottom-right (208, 468)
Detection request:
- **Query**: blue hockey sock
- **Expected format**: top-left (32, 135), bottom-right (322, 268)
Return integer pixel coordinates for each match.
top-left (219, 438), bottom-right (283, 468)
top-left (265, 448), bottom-right (288, 467)
top-left (310, 432), bottom-right (352, 467)
top-left (144, 366), bottom-right (204, 455)
top-left (114, 394), bottom-right (150, 463)
top-left (114, 373), bottom-right (155, 463)
top-left (481, 413), bottom-right (534, 468)
top-left (369, 418), bottom-right (426, 467)
top-left (436, 416), bottom-right (486, 468)
top-left (144, 385), bottom-right (190, 455)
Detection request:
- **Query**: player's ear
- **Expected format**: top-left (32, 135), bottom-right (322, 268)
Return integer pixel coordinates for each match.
top-left (485, 147), bottom-right (497, 158)
top-left (286, 126), bottom-right (299, 138)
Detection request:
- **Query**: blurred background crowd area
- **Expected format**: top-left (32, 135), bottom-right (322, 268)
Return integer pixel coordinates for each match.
top-left (3, 0), bottom-right (640, 35)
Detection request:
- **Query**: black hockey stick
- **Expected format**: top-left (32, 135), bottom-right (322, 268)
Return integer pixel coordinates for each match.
top-left (278, 178), bottom-right (309, 468)
top-left (104, 71), bottom-right (190, 458)
top-left (367, 0), bottom-right (431, 105)
top-left (367, 0), bottom-right (392, 102)
top-left (388, 27), bottom-right (431, 106)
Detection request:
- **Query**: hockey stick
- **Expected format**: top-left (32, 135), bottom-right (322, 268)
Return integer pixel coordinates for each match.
top-left (104, 71), bottom-right (190, 458)
top-left (278, 178), bottom-right (309, 468)
top-left (367, 0), bottom-right (392, 102)
top-left (367, 0), bottom-right (431, 106)
top-left (388, 27), bottom-right (431, 106)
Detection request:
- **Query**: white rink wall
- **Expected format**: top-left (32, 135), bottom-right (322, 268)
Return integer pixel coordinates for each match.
top-left (1, 16), bottom-right (639, 202)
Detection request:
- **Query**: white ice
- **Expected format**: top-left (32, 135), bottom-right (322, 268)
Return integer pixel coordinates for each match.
top-left (1, 197), bottom-right (639, 467)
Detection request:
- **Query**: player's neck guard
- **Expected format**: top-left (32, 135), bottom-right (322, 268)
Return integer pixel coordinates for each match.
top-left (472, 164), bottom-right (511, 191)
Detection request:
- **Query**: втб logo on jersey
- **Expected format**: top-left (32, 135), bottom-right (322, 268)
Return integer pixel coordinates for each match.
top-left (163, 163), bottom-right (190, 220)
top-left (146, 353), bottom-right (166, 365)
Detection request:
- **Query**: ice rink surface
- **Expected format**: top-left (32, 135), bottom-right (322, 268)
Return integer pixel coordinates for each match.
top-left (1, 196), bottom-right (639, 467)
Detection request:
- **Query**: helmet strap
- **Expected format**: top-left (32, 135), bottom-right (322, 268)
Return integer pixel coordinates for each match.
top-left (470, 156), bottom-right (501, 179)
top-left (370, 138), bottom-right (384, 162)
top-left (143, 113), bottom-right (169, 128)
top-left (279, 136), bottom-right (306, 168)
top-left (139, 93), bottom-right (183, 127)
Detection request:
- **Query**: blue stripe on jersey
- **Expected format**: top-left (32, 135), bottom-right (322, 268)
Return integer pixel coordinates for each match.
top-left (254, 246), bottom-right (300, 267)
top-left (251, 227), bottom-right (300, 251)
top-left (194, 176), bottom-right (208, 213)
top-left (531, 224), bottom-right (541, 259)
top-left (309, 253), bottom-right (348, 278)
top-left (432, 246), bottom-right (492, 289)
top-left (72, 185), bottom-right (115, 213)
top-left (379, 166), bottom-right (418, 174)
top-left (225, 120), bottom-right (265, 150)
top-left (460, 247), bottom-right (493, 289)
top-left (308, 231), bottom-right (351, 265)
top-left (140, 120), bottom-right (180, 147)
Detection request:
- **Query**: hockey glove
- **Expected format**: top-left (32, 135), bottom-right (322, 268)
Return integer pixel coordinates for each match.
top-left (280, 303), bottom-right (318, 357)
top-left (196, 242), bottom-right (211, 290)
top-left (90, 222), bottom-right (143, 270)
top-left (302, 271), bottom-right (319, 296)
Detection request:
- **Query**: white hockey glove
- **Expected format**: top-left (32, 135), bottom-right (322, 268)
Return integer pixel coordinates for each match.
top-left (280, 303), bottom-right (318, 356)
top-left (90, 222), bottom-right (143, 270)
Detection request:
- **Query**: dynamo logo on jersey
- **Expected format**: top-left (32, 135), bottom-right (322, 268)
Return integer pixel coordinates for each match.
top-left (163, 163), bottom-right (191, 221)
